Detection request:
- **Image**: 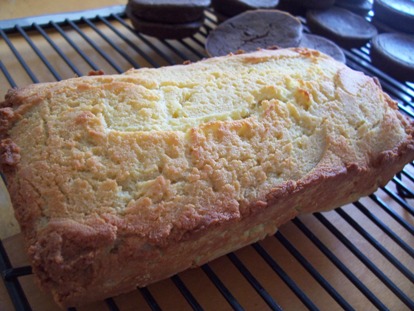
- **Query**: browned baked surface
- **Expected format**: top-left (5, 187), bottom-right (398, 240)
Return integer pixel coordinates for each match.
top-left (1, 48), bottom-right (413, 307)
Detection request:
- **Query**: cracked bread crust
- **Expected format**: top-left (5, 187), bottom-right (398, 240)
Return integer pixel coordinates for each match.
top-left (1, 48), bottom-right (414, 307)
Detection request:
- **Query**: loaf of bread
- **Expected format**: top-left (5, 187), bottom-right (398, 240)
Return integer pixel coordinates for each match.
top-left (1, 48), bottom-right (413, 307)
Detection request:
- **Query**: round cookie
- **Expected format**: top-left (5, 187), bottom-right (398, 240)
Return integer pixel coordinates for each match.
top-left (126, 8), bottom-right (204, 39)
top-left (306, 7), bottom-right (378, 48)
top-left (127, 0), bottom-right (210, 24)
top-left (206, 10), bottom-right (303, 57)
top-left (373, 0), bottom-right (414, 34)
top-left (211, 0), bottom-right (279, 18)
top-left (371, 16), bottom-right (403, 34)
top-left (278, 0), bottom-right (334, 16)
top-left (286, 0), bottom-right (335, 9)
top-left (370, 33), bottom-right (414, 82)
top-left (335, 0), bottom-right (372, 15)
top-left (299, 34), bottom-right (346, 63)
top-left (214, 9), bottom-right (231, 23)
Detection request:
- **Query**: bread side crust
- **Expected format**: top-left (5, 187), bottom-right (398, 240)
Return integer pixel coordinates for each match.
top-left (27, 138), bottom-right (414, 306)
top-left (1, 48), bottom-right (413, 307)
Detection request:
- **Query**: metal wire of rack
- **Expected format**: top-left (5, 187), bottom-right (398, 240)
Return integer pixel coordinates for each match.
top-left (0, 5), bottom-right (413, 311)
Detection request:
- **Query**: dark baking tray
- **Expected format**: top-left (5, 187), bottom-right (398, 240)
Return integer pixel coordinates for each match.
top-left (0, 5), bottom-right (413, 311)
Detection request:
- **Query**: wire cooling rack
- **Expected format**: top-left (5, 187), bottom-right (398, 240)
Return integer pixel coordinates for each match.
top-left (0, 5), bottom-right (413, 311)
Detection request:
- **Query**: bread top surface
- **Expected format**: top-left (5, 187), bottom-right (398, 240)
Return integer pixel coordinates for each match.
top-left (0, 48), bottom-right (411, 243)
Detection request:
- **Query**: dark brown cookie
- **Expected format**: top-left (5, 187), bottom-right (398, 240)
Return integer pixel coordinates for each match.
top-left (127, 8), bottom-right (204, 39)
top-left (285, 0), bottom-right (335, 10)
top-left (299, 34), bottom-right (346, 63)
top-left (370, 33), bottom-right (414, 82)
top-left (306, 7), bottom-right (378, 48)
top-left (211, 0), bottom-right (279, 17)
top-left (371, 16), bottom-right (402, 33)
top-left (127, 0), bottom-right (210, 24)
top-left (373, 0), bottom-right (414, 34)
top-left (214, 9), bottom-right (231, 24)
top-left (335, 0), bottom-right (372, 15)
top-left (206, 10), bottom-right (302, 57)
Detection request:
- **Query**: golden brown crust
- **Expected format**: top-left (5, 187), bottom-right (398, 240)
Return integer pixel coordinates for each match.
top-left (0, 138), bottom-right (20, 169)
top-left (1, 48), bottom-right (413, 307)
